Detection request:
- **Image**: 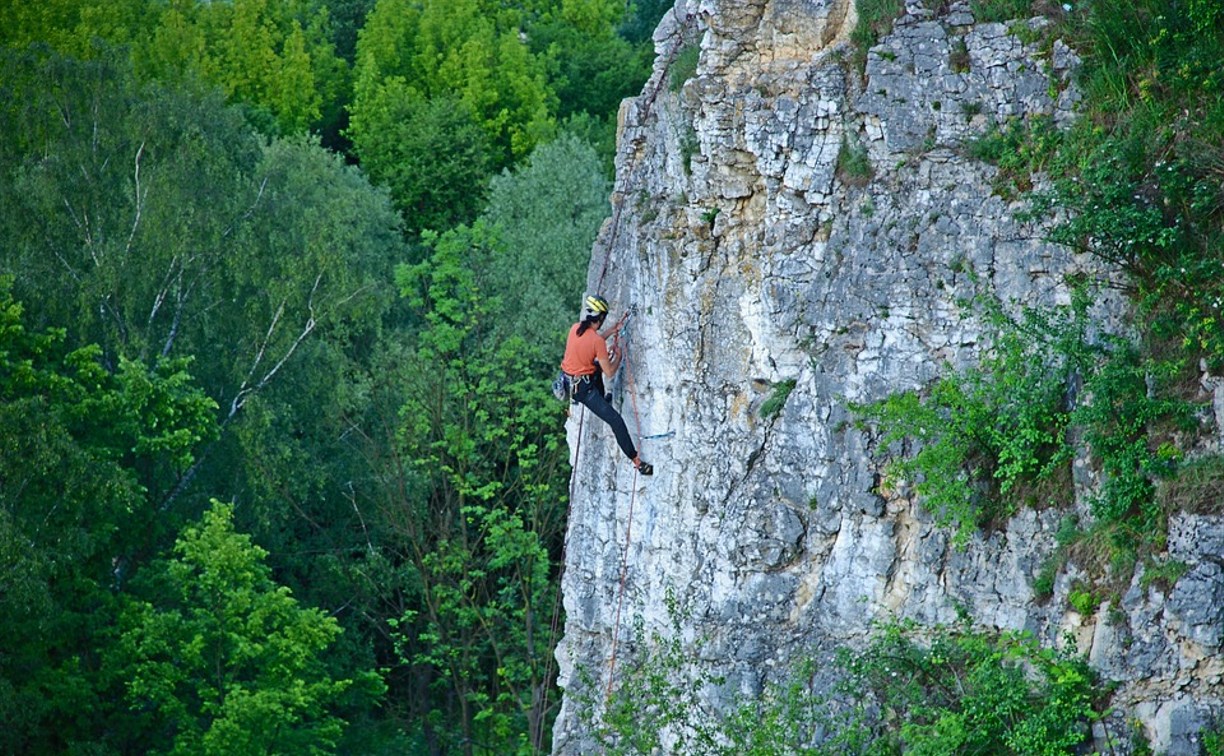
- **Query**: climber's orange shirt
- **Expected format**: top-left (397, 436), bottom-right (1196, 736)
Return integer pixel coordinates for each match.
top-left (560, 323), bottom-right (610, 377)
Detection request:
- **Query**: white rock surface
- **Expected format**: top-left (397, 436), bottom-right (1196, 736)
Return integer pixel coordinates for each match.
top-left (552, 2), bottom-right (1224, 752)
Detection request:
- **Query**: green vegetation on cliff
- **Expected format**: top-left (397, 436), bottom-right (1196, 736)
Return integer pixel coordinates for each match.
top-left (859, 0), bottom-right (1224, 596)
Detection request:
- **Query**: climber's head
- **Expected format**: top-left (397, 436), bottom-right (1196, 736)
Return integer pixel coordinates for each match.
top-left (584, 295), bottom-right (609, 325)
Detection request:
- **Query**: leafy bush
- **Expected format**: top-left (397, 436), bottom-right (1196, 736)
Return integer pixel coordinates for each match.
top-left (851, 0), bottom-right (905, 69)
top-left (855, 283), bottom-right (1200, 558)
top-left (853, 293), bottom-right (1085, 546)
top-left (583, 592), bottom-right (729, 755)
top-left (761, 378), bottom-right (797, 419)
top-left (840, 619), bottom-right (1103, 755)
top-left (1042, 1), bottom-right (1224, 370)
top-left (966, 115), bottom-right (1061, 197)
top-left (1203, 721), bottom-right (1224, 756)
top-left (1068, 583), bottom-right (1099, 615)
top-left (592, 606), bottom-right (1105, 755)
top-left (1070, 338), bottom-right (1194, 543)
top-left (1138, 557), bottom-right (1189, 592)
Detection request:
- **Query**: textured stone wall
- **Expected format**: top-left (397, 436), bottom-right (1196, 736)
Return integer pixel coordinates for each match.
top-left (552, 2), bottom-right (1224, 753)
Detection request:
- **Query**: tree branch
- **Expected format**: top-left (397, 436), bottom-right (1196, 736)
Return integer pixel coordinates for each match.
top-left (125, 141), bottom-right (146, 256)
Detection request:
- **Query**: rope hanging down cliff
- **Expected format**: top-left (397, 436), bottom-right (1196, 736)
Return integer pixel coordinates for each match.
top-left (536, 7), bottom-right (694, 747)
top-left (594, 6), bottom-right (695, 292)
top-left (536, 299), bottom-right (650, 751)
top-left (603, 311), bottom-right (647, 702)
top-left (584, 4), bottom-right (696, 688)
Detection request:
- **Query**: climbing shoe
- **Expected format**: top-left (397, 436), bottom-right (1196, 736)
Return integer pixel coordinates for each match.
top-left (636, 460), bottom-right (654, 476)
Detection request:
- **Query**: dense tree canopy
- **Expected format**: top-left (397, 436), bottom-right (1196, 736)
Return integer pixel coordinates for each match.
top-left (350, 0), bottom-right (555, 168)
top-left (0, 0), bottom-right (662, 750)
top-left (0, 277), bottom-right (217, 752)
top-left (0, 44), bottom-right (406, 752)
top-left (480, 133), bottom-right (610, 344)
top-left (115, 500), bottom-right (382, 754)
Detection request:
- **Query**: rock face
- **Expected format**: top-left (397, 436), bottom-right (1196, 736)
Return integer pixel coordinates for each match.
top-left (552, 1), bottom-right (1224, 753)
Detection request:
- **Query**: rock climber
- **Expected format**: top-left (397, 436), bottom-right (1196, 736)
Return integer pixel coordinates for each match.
top-left (560, 295), bottom-right (653, 476)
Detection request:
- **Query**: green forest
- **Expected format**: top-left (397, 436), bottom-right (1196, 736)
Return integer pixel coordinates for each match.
top-left (6, 0), bottom-right (1224, 753)
top-left (0, 0), bottom-right (671, 753)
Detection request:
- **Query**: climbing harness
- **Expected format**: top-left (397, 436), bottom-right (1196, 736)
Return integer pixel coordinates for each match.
top-left (552, 371), bottom-right (587, 403)
top-left (553, 309), bottom-right (629, 404)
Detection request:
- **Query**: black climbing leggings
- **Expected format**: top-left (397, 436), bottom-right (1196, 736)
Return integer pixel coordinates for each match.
top-left (574, 376), bottom-right (637, 461)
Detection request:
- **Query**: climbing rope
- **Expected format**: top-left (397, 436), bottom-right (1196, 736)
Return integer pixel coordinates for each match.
top-left (536, 326), bottom-right (649, 746)
top-left (537, 403), bottom-right (585, 755)
top-left (587, 7), bottom-right (693, 694)
top-left (594, 7), bottom-right (693, 293)
top-left (538, 6), bottom-right (694, 743)
top-left (604, 471), bottom-right (639, 700)
top-left (603, 321), bottom-right (648, 702)
top-left (536, 312), bottom-right (638, 750)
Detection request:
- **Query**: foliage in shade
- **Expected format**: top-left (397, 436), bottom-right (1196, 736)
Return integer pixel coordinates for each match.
top-left (0, 1), bottom-right (656, 748)
top-left (0, 278), bottom-right (218, 752)
top-left (0, 46), bottom-right (407, 750)
top-left (0, 48), bottom-right (397, 397)
top-left (114, 500), bottom-right (383, 753)
top-left (385, 221), bottom-right (570, 752)
top-left (528, 3), bottom-right (652, 123)
top-left (668, 43), bottom-right (699, 93)
top-left (0, 1), bottom-right (655, 752)
top-left (838, 618), bottom-right (1102, 755)
top-left (350, 89), bottom-right (495, 234)
top-left (480, 133), bottom-right (611, 347)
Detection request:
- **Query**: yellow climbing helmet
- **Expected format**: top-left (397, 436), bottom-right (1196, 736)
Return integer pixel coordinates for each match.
top-left (585, 295), bottom-right (609, 318)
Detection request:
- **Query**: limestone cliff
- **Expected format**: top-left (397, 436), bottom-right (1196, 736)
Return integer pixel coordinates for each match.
top-left (553, 1), bottom-right (1224, 753)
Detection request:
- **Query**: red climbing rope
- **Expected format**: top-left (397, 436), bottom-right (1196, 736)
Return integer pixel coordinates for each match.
top-left (603, 327), bottom-right (647, 702)
top-left (537, 405), bottom-right (585, 754)
top-left (538, 5), bottom-right (692, 739)
top-left (604, 471), bottom-right (638, 700)
top-left (537, 326), bottom-right (650, 742)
